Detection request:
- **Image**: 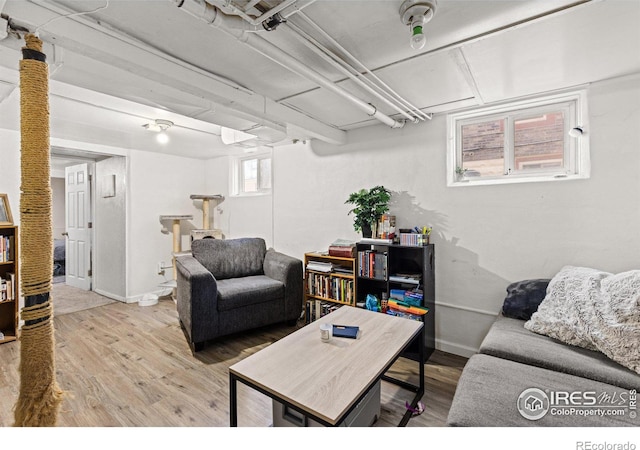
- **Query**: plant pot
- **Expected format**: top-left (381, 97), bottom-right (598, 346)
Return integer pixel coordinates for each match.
top-left (361, 223), bottom-right (373, 238)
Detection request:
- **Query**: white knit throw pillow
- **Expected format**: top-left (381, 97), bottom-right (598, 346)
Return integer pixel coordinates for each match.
top-left (525, 266), bottom-right (640, 374)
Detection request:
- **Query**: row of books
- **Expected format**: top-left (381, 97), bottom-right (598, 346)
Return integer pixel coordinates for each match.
top-left (386, 309), bottom-right (425, 322)
top-left (0, 272), bottom-right (16, 302)
top-left (357, 250), bottom-right (388, 280)
top-left (305, 300), bottom-right (343, 324)
top-left (390, 288), bottom-right (424, 306)
top-left (307, 272), bottom-right (354, 303)
top-left (387, 299), bottom-right (428, 316)
top-left (0, 234), bottom-right (15, 263)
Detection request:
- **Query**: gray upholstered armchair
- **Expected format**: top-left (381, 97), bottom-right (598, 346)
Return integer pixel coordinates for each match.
top-left (175, 237), bottom-right (303, 352)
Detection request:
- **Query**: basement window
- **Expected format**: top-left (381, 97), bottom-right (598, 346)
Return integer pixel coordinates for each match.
top-left (447, 90), bottom-right (590, 186)
top-left (232, 152), bottom-right (272, 196)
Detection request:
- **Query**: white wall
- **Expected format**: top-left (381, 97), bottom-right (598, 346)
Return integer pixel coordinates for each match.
top-left (0, 129), bottom-right (21, 227)
top-left (94, 156), bottom-right (127, 300)
top-left (204, 155), bottom-right (274, 248)
top-left (0, 130), bottom-right (207, 302)
top-left (3, 74), bottom-right (638, 355)
top-left (127, 149), bottom-right (206, 299)
top-left (204, 74), bottom-right (640, 357)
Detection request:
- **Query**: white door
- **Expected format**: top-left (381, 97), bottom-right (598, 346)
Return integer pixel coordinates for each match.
top-left (65, 163), bottom-right (92, 290)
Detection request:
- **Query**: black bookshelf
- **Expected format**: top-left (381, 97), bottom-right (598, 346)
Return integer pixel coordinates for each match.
top-left (355, 242), bottom-right (435, 363)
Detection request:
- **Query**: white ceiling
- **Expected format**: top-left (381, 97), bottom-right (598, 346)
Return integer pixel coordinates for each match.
top-left (0, 0), bottom-right (638, 159)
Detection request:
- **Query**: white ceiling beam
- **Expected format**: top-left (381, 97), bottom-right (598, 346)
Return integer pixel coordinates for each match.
top-left (2, 0), bottom-right (346, 144)
top-left (451, 48), bottom-right (484, 105)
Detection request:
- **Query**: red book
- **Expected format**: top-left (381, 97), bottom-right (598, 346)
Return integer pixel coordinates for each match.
top-left (328, 246), bottom-right (355, 258)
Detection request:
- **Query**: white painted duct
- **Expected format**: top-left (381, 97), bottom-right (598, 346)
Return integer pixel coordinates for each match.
top-left (174, 0), bottom-right (406, 129)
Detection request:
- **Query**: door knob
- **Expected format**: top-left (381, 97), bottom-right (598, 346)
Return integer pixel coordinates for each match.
top-left (62, 232), bottom-right (69, 236)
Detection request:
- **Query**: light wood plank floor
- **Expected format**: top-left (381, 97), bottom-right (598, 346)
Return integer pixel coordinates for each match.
top-left (52, 282), bottom-right (116, 316)
top-left (0, 297), bottom-right (467, 427)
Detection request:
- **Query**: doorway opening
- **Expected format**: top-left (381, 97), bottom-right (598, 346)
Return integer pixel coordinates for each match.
top-left (50, 147), bottom-right (127, 303)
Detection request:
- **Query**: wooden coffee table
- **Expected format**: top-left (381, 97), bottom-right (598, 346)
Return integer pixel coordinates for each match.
top-left (229, 306), bottom-right (425, 427)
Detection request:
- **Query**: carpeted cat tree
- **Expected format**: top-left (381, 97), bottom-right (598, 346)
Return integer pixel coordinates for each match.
top-left (13, 33), bottom-right (63, 427)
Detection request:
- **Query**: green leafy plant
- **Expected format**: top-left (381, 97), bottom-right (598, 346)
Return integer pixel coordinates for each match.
top-left (345, 186), bottom-right (391, 236)
top-left (455, 166), bottom-right (468, 175)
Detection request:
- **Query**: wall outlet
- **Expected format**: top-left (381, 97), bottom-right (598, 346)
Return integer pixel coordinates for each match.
top-left (157, 261), bottom-right (165, 275)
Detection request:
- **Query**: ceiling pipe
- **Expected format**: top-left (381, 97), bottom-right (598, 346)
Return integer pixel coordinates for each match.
top-left (174, 0), bottom-right (406, 129)
top-left (295, 11), bottom-right (431, 121)
top-left (283, 22), bottom-right (420, 123)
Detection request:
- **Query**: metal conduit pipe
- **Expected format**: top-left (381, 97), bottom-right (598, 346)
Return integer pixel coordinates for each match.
top-left (174, 0), bottom-right (406, 129)
top-left (296, 11), bottom-right (431, 121)
top-left (283, 23), bottom-right (420, 123)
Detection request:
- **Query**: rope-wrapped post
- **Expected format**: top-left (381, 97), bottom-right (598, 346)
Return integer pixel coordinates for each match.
top-left (14, 33), bottom-right (63, 427)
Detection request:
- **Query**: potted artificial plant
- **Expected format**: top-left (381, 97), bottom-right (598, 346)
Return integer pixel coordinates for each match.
top-left (455, 166), bottom-right (468, 181)
top-left (345, 185), bottom-right (391, 238)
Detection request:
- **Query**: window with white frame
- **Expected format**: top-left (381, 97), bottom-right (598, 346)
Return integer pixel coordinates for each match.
top-left (232, 152), bottom-right (272, 195)
top-left (447, 90), bottom-right (589, 186)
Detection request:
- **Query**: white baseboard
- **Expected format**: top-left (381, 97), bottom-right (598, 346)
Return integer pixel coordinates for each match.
top-left (435, 338), bottom-right (478, 359)
top-left (435, 301), bottom-right (499, 317)
top-left (94, 288), bottom-right (126, 303)
top-left (126, 294), bottom-right (144, 304)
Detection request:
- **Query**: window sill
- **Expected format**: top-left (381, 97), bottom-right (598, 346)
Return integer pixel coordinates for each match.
top-left (231, 191), bottom-right (272, 198)
top-left (447, 173), bottom-right (589, 187)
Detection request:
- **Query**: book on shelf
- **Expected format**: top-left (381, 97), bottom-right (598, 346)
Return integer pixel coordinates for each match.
top-left (330, 238), bottom-right (357, 247)
top-left (328, 245), bottom-right (355, 258)
top-left (389, 275), bottom-right (421, 285)
top-left (332, 266), bottom-right (354, 275)
top-left (328, 239), bottom-right (356, 258)
top-left (306, 261), bottom-right (333, 273)
top-left (388, 299), bottom-right (428, 316)
top-left (7, 272), bottom-right (14, 301)
top-left (386, 309), bottom-right (424, 321)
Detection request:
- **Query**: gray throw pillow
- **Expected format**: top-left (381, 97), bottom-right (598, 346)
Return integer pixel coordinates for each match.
top-left (501, 279), bottom-right (551, 321)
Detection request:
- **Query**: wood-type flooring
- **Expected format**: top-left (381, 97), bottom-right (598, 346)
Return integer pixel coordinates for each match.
top-left (0, 296), bottom-right (467, 427)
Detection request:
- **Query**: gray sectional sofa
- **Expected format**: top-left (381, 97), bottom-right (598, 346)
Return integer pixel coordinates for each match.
top-left (447, 273), bottom-right (640, 427)
top-left (447, 314), bottom-right (639, 426)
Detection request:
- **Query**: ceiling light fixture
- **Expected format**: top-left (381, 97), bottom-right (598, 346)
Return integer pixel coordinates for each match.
top-left (156, 131), bottom-right (170, 144)
top-left (400, 0), bottom-right (437, 51)
top-left (143, 119), bottom-right (174, 144)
